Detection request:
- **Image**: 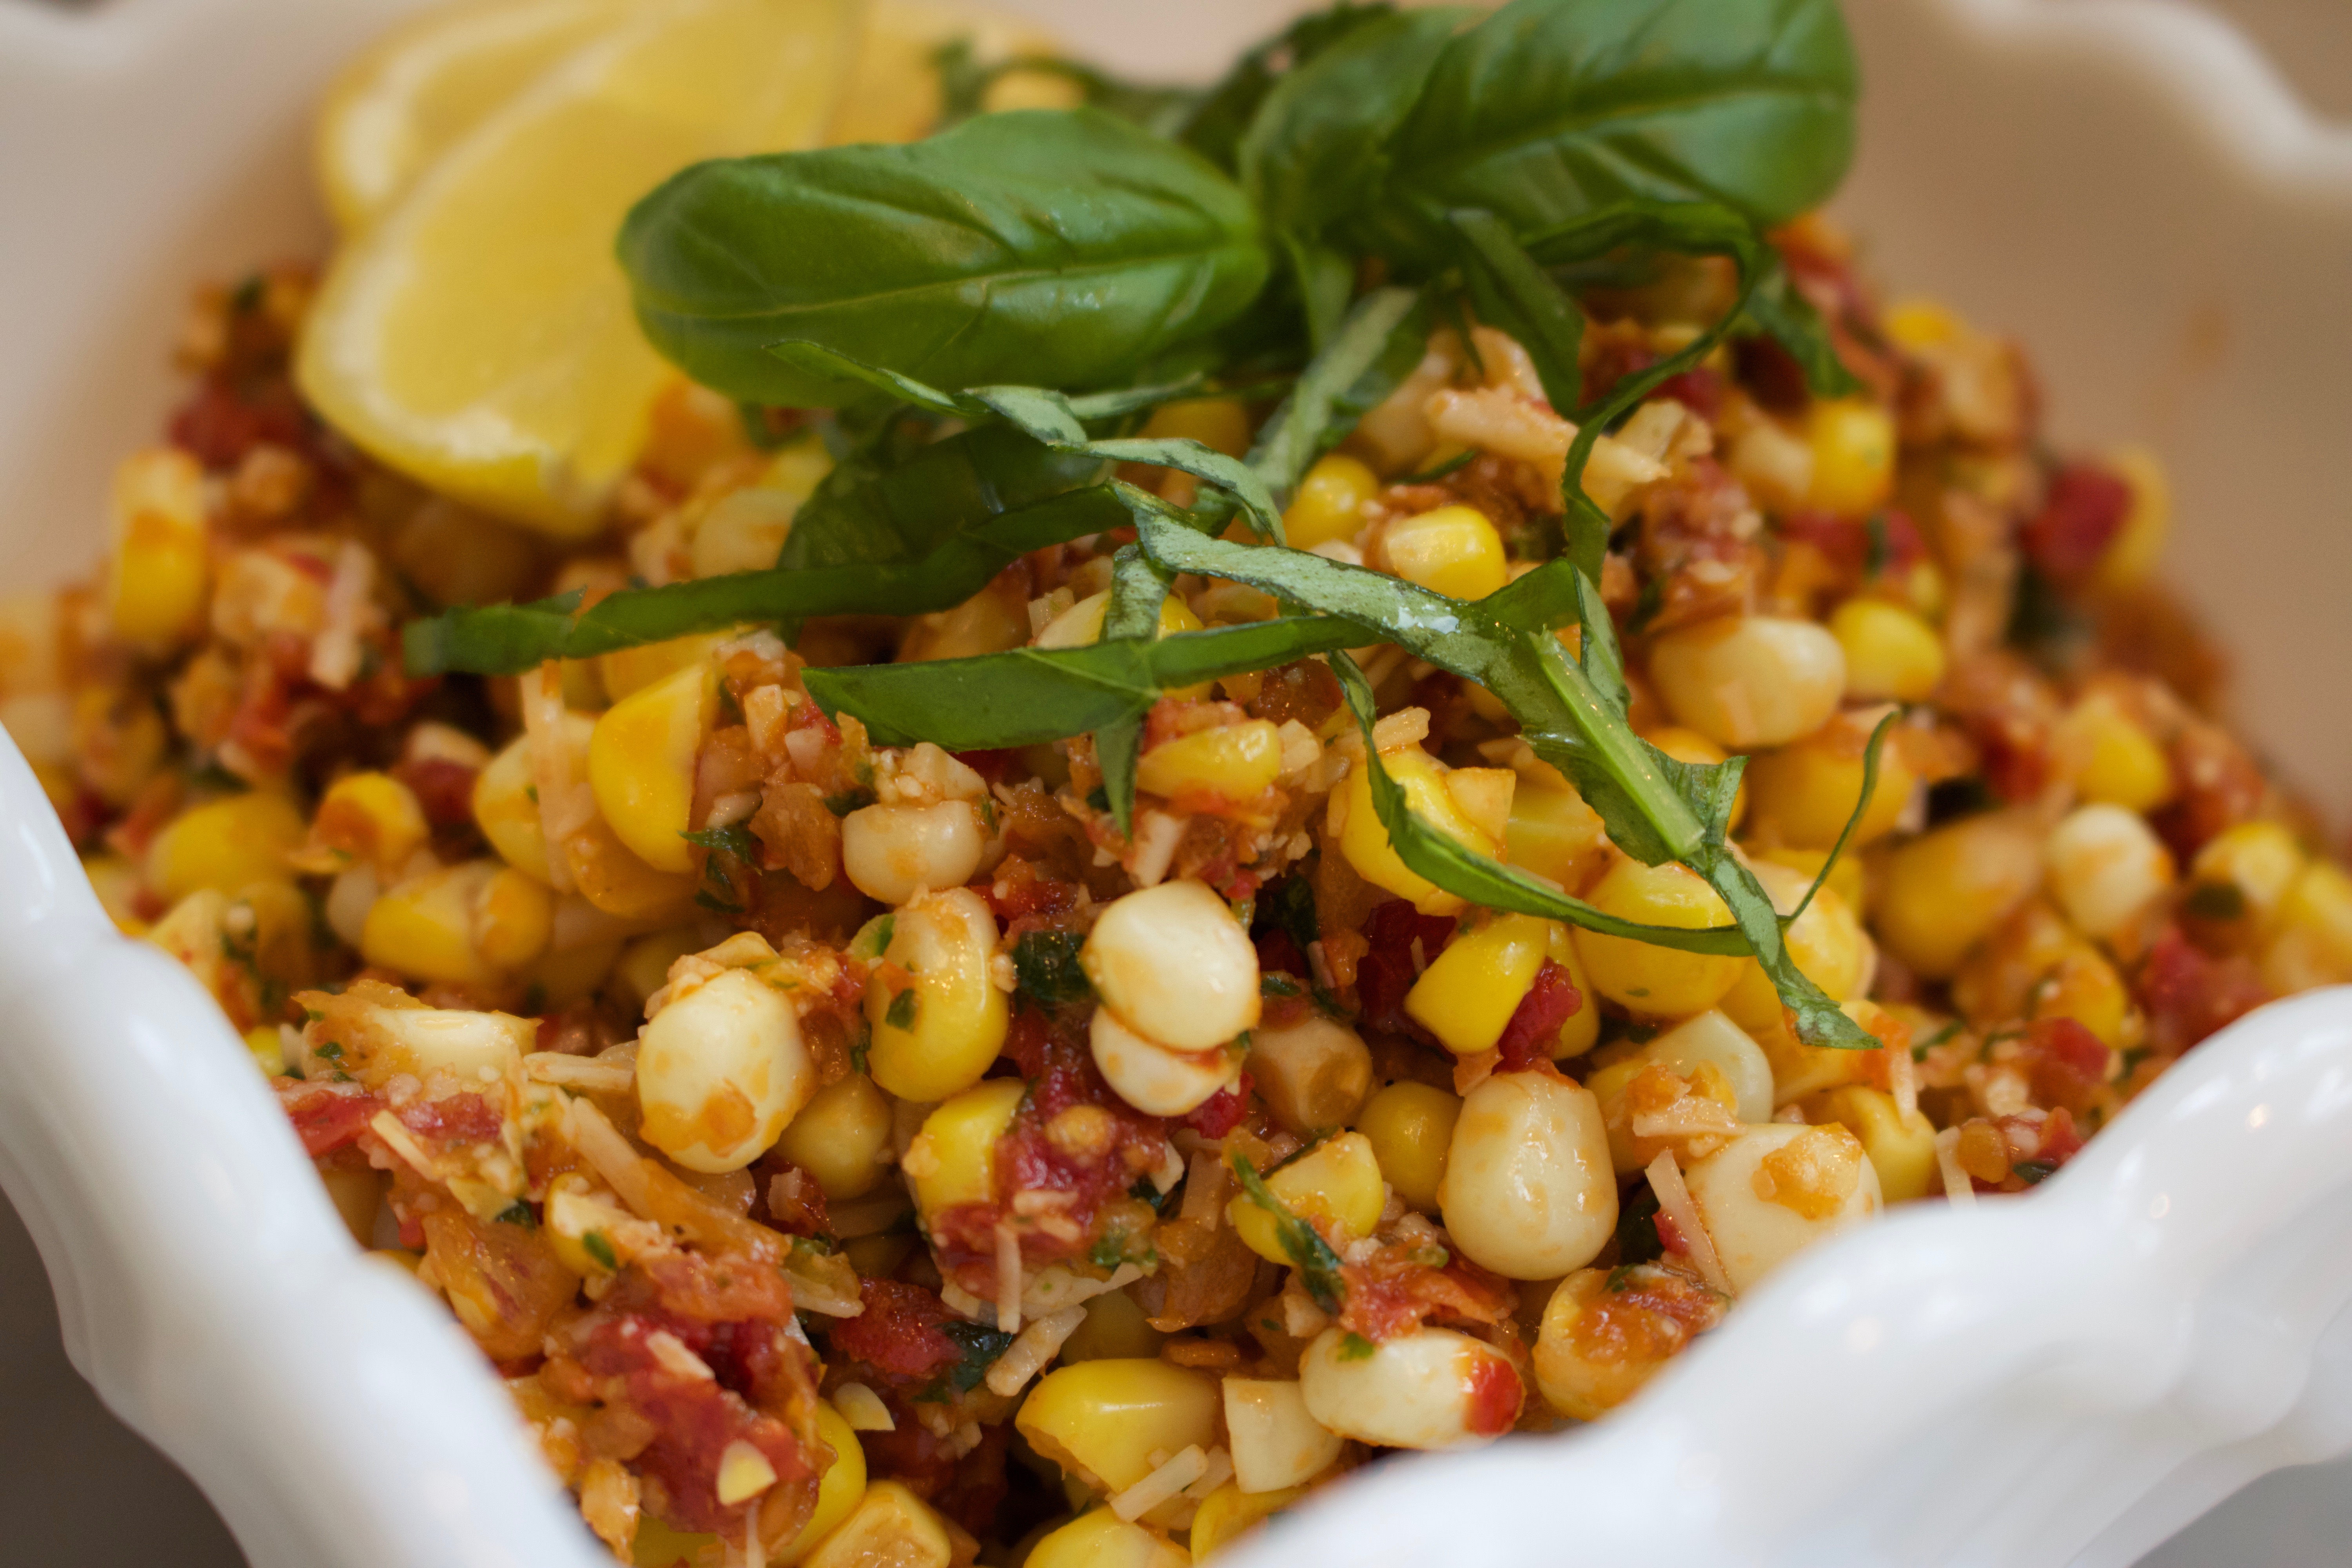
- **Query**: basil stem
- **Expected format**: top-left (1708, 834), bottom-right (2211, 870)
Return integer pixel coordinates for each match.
top-left (1229, 1148), bottom-right (1348, 1312)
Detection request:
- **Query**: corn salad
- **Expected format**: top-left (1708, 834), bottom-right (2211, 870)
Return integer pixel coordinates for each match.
top-left (8, 18), bottom-right (2351, 1568)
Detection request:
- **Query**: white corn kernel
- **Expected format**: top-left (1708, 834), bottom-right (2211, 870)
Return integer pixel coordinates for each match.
top-left (1091, 1009), bottom-right (1241, 1118)
top-left (1082, 879), bottom-right (1259, 1051)
top-left (636, 968), bottom-right (814, 1173)
top-left (1681, 1123), bottom-right (1881, 1293)
top-left (1223, 1378), bottom-right (1342, 1494)
top-left (1439, 1071), bottom-right (1617, 1280)
top-left (840, 799), bottom-right (987, 905)
top-left (1298, 1325), bottom-right (1521, 1450)
top-left (1647, 615), bottom-right (1846, 750)
top-left (2045, 803), bottom-right (2176, 941)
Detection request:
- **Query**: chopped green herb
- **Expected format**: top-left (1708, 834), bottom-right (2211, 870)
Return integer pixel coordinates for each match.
top-left (2183, 881), bottom-right (2248, 922)
top-left (884, 988), bottom-right (919, 1030)
top-left (1012, 930), bottom-right (1094, 1009)
top-left (2012, 1160), bottom-right (2058, 1186)
top-left (583, 1231), bottom-right (618, 1270)
top-left (823, 788), bottom-right (876, 817)
top-left (1228, 1149), bottom-right (1347, 1312)
top-left (1336, 1332), bottom-right (1375, 1361)
top-left (694, 888), bottom-right (746, 915)
top-left (314, 1041), bottom-right (345, 1062)
top-left (1261, 973), bottom-right (1301, 998)
top-left (918, 1321), bottom-right (1018, 1401)
top-left (1085, 784), bottom-right (1110, 813)
top-left (850, 1022), bottom-right (871, 1075)
top-left (683, 821), bottom-right (759, 862)
top-left (1912, 1020), bottom-right (1962, 1062)
top-left (495, 1201), bottom-right (537, 1229)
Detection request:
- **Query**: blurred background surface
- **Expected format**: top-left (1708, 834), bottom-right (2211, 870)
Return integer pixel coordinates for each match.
top-left (2, 0), bottom-right (2345, 1564)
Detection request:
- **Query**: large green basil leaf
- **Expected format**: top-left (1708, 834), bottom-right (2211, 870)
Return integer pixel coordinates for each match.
top-left (1239, 7), bottom-right (1472, 248)
top-left (1353, 0), bottom-right (1857, 267)
top-left (619, 109), bottom-right (1270, 406)
top-left (1246, 285), bottom-right (1427, 499)
top-left (778, 421), bottom-right (1105, 573)
top-left (1176, 1), bottom-right (1405, 172)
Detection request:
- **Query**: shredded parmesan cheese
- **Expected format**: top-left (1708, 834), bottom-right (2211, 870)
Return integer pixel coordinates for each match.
top-left (368, 1110), bottom-right (439, 1179)
top-left (832, 1383), bottom-right (895, 1432)
top-left (1182, 1446), bottom-right (1234, 1501)
top-left (984, 1304), bottom-right (1088, 1397)
top-left (1129, 810), bottom-right (1189, 888)
top-left (1111, 1445), bottom-right (1209, 1522)
top-left (1178, 1146), bottom-right (1229, 1227)
top-left (1888, 1040), bottom-right (1920, 1123)
top-left (646, 1330), bottom-right (715, 1381)
top-left (523, 1052), bottom-right (634, 1093)
top-left (1021, 1261), bottom-right (1142, 1317)
top-left (567, 1097), bottom-right (658, 1219)
top-left (995, 1223), bottom-right (1025, 1334)
top-left (1935, 1127), bottom-right (1977, 1209)
top-left (307, 539), bottom-right (375, 691)
top-left (1646, 1151), bottom-right (1734, 1295)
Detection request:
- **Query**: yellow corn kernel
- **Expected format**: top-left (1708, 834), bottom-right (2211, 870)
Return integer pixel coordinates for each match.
top-left (1015, 1360), bottom-right (1220, 1494)
top-left (589, 660), bottom-right (718, 874)
top-left (1354, 1081), bottom-right (1461, 1212)
top-left (1282, 453), bottom-right (1379, 552)
top-left (105, 448), bottom-right (210, 646)
top-left (597, 629), bottom-right (736, 704)
top-left (1338, 746), bottom-right (1498, 916)
top-left (1141, 398), bottom-right (1252, 459)
top-left (1719, 863), bottom-right (1868, 1034)
top-left (2031, 944), bottom-right (2133, 1048)
top-left (1803, 399), bottom-right (1896, 518)
top-left (1026, 1508), bottom-right (1187, 1568)
top-left (1828, 599), bottom-right (1945, 704)
top-left (613, 926), bottom-right (705, 1010)
top-left (363, 862), bottom-right (501, 984)
top-left (1882, 298), bottom-right (1965, 351)
top-left (1872, 810), bottom-right (2045, 980)
top-left (1753, 843), bottom-right (1865, 915)
top-left (1505, 784), bottom-right (1610, 892)
top-left (1136, 720), bottom-right (1284, 804)
top-left (244, 1025), bottom-right (289, 1078)
top-left (2189, 821), bottom-right (2307, 934)
top-left (2058, 691), bottom-right (2174, 813)
top-left (906, 1078), bottom-right (1026, 1223)
top-left (1405, 913), bottom-right (1551, 1055)
top-left (1642, 726), bottom-right (1745, 832)
top-left (866, 886), bottom-right (1010, 1103)
top-left (474, 865), bottom-right (554, 970)
top-left (775, 1403), bottom-right (866, 1566)
top-left (798, 1481), bottom-right (952, 1568)
top-left (146, 791), bottom-right (307, 903)
top-left (564, 813), bottom-right (700, 920)
top-left (1381, 505), bottom-right (1508, 601)
top-left (1189, 1482), bottom-right (1307, 1561)
top-left (778, 1072), bottom-right (894, 1201)
top-left (473, 713), bottom-right (592, 884)
top-left (2094, 445), bottom-right (2171, 591)
top-left (1571, 859), bottom-right (1745, 1016)
top-left (1058, 1287), bottom-right (1167, 1365)
top-left (1228, 1131), bottom-right (1385, 1265)
top-left (1813, 1086), bottom-right (1937, 1203)
top-left (1036, 589), bottom-right (1204, 650)
top-left (1743, 725), bottom-right (1916, 851)
top-left (2261, 860), bottom-right (2352, 994)
top-left (309, 771), bottom-right (429, 877)
top-left (1758, 998), bottom-right (1888, 1105)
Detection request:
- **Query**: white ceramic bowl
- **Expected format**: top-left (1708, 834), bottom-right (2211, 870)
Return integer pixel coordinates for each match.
top-left (2, 4), bottom-right (2348, 1566)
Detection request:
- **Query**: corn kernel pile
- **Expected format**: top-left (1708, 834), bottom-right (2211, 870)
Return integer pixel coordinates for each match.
top-left (7, 219), bottom-right (2349, 1567)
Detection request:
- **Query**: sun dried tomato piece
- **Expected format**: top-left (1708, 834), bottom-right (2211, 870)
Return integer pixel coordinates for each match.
top-left (1354, 901), bottom-right (1458, 1034)
top-left (1463, 1353), bottom-right (1526, 1437)
top-left (2020, 1017), bottom-right (2110, 1113)
top-left (827, 1279), bottom-right (963, 1382)
top-left (1182, 1073), bottom-right (1253, 1139)
top-left (2139, 926), bottom-right (2269, 1056)
top-left (1495, 961), bottom-right (1582, 1072)
top-left (2023, 463), bottom-right (2132, 586)
top-left (277, 1081), bottom-right (382, 1156)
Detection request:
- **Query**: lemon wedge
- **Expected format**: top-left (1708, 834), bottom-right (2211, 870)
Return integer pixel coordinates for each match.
top-left (296, 0), bottom-right (859, 536)
top-left (315, 0), bottom-right (644, 233)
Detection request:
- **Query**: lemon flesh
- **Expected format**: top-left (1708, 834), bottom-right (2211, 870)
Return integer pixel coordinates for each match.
top-left (296, 0), bottom-right (860, 536)
top-left (316, 0), bottom-right (644, 233)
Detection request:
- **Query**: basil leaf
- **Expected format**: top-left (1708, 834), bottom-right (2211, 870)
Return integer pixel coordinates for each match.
top-left (1246, 285), bottom-right (1427, 498)
top-left (1448, 209), bottom-right (1583, 411)
top-left (1789, 708), bottom-right (1897, 921)
top-left (933, 45), bottom-right (1199, 138)
top-left (404, 484), bottom-right (1136, 675)
top-left (1742, 263), bottom-right (1865, 398)
top-left (1176, 1), bottom-right (1405, 172)
top-left (620, 108), bottom-right (1270, 406)
top-left (1690, 840), bottom-right (1864, 1047)
top-left (1229, 1149), bottom-right (1348, 1312)
top-left (803, 613), bottom-right (1365, 750)
top-left (779, 420), bottom-right (1107, 574)
top-left (1012, 931), bottom-right (1094, 1008)
top-left (1239, 7), bottom-right (1471, 249)
top-left (764, 343), bottom-right (1286, 542)
top-left (1330, 653), bottom-right (1748, 952)
top-left (1355, 0), bottom-right (1858, 267)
